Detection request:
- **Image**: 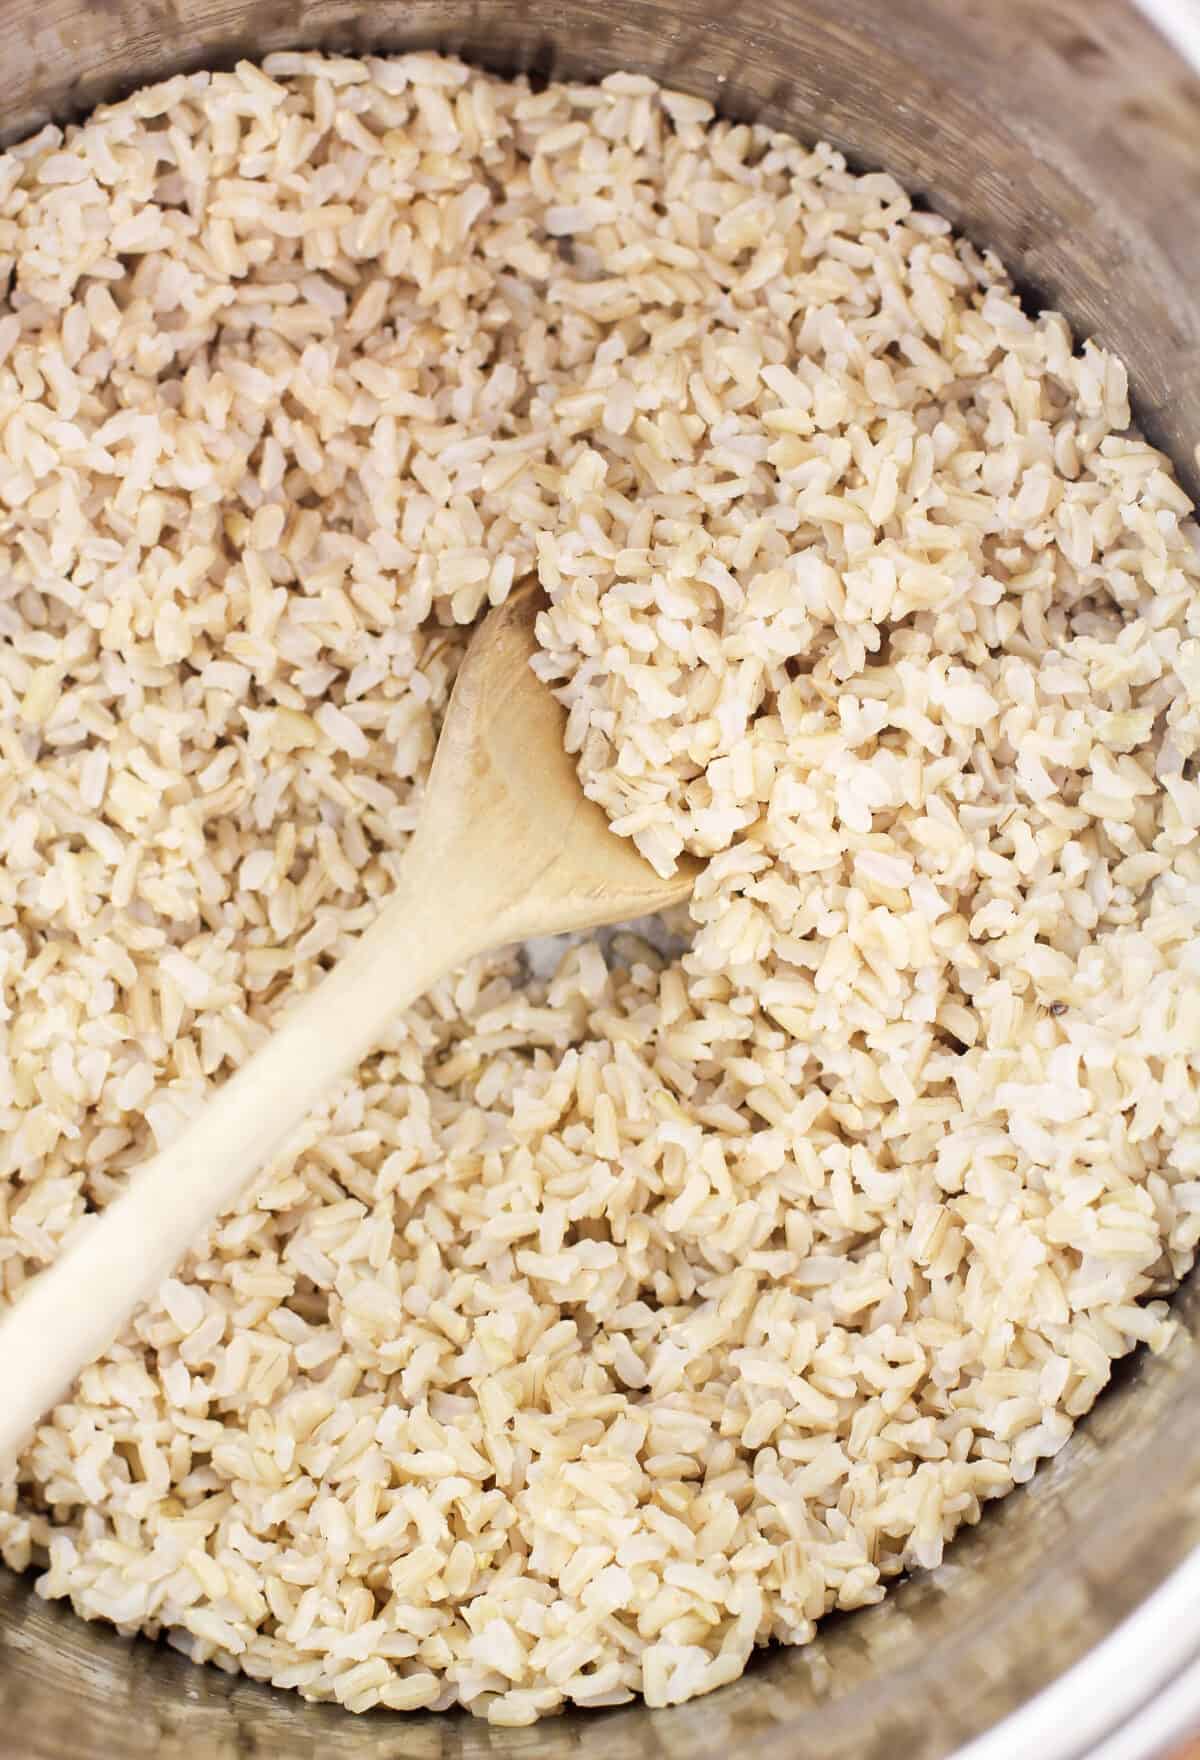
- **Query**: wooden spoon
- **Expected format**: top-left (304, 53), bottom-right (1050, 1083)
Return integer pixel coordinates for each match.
top-left (0, 585), bottom-right (697, 1458)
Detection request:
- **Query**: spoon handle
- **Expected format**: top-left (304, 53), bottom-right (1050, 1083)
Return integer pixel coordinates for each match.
top-left (0, 859), bottom-right (480, 1461)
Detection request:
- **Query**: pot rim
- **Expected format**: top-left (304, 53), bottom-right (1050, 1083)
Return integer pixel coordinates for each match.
top-left (963, 1551), bottom-right (1200, 1760)
top-left (0, 6), bottom-right (1198, 1757)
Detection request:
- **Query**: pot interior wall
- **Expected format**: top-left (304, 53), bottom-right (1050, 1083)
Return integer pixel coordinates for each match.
top-left (2, 4), bottom-right (1200, 1758)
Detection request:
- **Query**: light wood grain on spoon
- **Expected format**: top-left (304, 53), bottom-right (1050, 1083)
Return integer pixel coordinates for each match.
top-left (0, 585), bottom-right (698, 1459)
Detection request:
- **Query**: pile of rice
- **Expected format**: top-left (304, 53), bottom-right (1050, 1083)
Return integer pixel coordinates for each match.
top-left (1, 51), bottom-right (1199, 1725)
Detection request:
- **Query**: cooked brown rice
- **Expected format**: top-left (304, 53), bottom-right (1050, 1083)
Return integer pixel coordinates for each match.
top-left (1, 51), bottom-right (1199, 1725)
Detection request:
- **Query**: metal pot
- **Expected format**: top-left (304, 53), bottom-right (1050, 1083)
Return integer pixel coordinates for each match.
top-left (2, 2), bottom-right (1200, 1756)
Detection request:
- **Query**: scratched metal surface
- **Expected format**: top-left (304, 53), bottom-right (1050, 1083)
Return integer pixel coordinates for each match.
top-left (0, 3), bottom-right (1200, 1758)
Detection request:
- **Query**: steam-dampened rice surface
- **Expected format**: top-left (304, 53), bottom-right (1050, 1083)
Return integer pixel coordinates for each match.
top-left (2, 52), bottom-right (1200, 1724)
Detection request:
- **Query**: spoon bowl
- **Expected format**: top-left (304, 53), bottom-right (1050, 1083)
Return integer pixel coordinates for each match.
top-left (415, 583), bottom-right (699, 943)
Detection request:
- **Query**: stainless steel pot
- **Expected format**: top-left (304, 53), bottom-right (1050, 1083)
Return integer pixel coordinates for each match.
top-left (2, 2), bottom-right (1200, 1756)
